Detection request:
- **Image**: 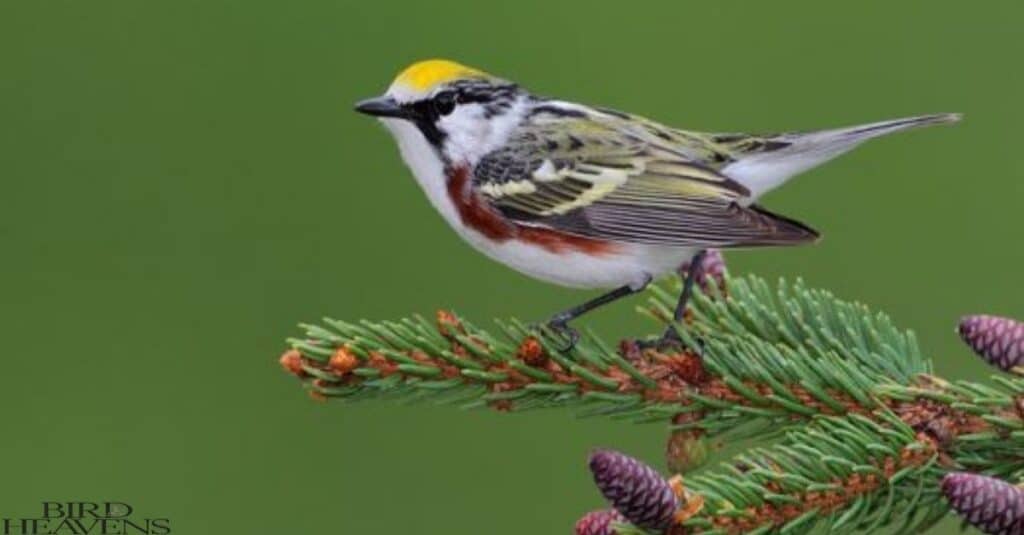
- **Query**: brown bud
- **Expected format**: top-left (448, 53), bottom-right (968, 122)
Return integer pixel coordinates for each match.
top-left (666, 429), bottom-right (709, 474)
top-left (368, 351), bottom-right (399, 377)
top-left (665, 351), bottom-right (707, 384)
top-left (328, 347), bottom-right (359, 376)
top-left (279, 349), bottom-right (306, 377)
top-left (517, 336), bottom-right (548, 366)
top-left (618, 339), bottom-right (644, 363)
top-left (436, 309), bottom-right (464, 338)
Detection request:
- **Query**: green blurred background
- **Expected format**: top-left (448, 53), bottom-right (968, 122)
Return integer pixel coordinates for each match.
top-left (1, 1), bottom-right (1021, 533)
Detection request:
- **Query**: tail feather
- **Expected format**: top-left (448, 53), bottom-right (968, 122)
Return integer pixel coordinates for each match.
top-left (777, 113), bottom-right (962, 145)
top-left (723, 113), bottom-right (961, 200)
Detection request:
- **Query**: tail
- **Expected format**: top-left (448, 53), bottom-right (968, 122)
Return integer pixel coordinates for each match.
top-left (722, 113), bottom-right (962, 199)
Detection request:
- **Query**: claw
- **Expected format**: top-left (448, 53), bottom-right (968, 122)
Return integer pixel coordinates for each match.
top-left (546, 320), bottom-right (580, 353)
top-left (658, 325), bottom-right (684, 347)
top-left (633, 328), bottom-right (702, 354)
top-left (634, 332), bottom-right (683, 352)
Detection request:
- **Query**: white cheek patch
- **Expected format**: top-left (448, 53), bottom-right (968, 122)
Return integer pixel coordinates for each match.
top-left (377, 117), bottom-right (462, 225)
top-left (439, 98), bottom-right (527, 164)
top-left (438, 105), bottom-right (490, 163)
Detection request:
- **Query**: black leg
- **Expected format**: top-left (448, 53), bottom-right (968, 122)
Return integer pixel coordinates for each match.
top-left (546, 275), bottom-right (652, 351)
top-left (661, 249), bottom-right (708, 344)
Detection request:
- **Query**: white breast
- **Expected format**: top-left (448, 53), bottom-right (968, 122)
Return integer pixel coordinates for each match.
top-left (380, 119), bottom-right (462, 224)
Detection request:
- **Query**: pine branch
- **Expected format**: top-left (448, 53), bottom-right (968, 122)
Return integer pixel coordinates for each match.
top-left (278, 257), bottom-right (1024, 534)
top-left (676, 413), bottom-right (944, 534)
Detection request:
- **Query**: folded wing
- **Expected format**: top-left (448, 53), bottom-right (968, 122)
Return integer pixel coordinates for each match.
top-left (473, 117), bottom-right (819, 248)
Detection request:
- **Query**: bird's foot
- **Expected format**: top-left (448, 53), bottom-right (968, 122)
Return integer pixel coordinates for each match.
top-left (633, 325), bottom-right (699, 354)
top-left (535, 316), bottom-right (580, 353)
top-left (634, 332), bottom-right (683, 352)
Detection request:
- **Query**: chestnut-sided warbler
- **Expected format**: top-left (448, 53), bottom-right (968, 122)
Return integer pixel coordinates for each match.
top-left (355, 59), bottom-right (959, 348)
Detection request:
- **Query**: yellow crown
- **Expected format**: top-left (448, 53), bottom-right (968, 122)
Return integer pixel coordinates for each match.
top-left (392, 59), bottom-right (489, 92)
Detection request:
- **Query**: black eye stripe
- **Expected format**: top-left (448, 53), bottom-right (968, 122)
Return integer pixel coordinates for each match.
top-left (433, 92), bottom-right (456, 116)
top-left (399, 81), bottom-right (522, 151)
top-left (402, 85), bottom-right (517, 119)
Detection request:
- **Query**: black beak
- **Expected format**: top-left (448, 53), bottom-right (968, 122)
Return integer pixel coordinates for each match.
top-left (354, 96), bottom-right (408, 119)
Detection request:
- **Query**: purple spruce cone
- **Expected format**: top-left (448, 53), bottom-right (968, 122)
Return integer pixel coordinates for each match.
top-left (959, 315), bottom-right (1024, 372)
top-left (588, 449), bottom-right (679, 531)
top-left (680, 249), bottom-right (726, 292)
top-left (943, 472), bottom-right (1024, 534)
top-left (575, 509), bottom-right (624, 535)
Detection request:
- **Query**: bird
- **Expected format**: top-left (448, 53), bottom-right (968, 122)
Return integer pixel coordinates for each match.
top-left (354, 59), bottom-right (960, 349)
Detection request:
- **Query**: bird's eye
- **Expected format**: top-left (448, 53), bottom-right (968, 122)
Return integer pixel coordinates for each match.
top-left (433, 92), bottom-right (456, 116)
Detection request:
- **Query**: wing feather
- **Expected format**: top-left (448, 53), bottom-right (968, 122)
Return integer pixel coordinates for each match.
top-left (473, 110), bottom-right (819, 248)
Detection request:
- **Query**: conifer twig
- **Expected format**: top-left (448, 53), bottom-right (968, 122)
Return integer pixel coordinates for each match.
top-left (279, 254), bottom-right (1024, 534)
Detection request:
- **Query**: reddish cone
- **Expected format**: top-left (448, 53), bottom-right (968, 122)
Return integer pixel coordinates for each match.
top-left (575, 509), bottom-right (623, 535)
top-left (680, 249), bottom-right (726, 292)
top-left (942, 472), bottom-right (1024, 534)
top-left (589, 450), bottom-right (679, 531)
top-left (958, 315), bottom-right (1024, 372)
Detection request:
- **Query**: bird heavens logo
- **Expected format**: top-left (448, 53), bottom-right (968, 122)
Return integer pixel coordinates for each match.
top-left (1, 502), bottom-right (170, 535)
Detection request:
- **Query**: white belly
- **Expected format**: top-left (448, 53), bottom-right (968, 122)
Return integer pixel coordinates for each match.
top-left (380, 118), bottom-right (697, 289)
top-left (458, 228), bottom-right (696, 289)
